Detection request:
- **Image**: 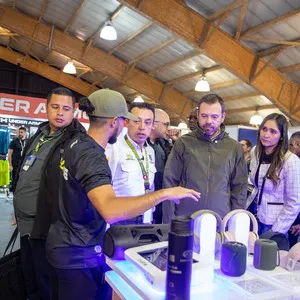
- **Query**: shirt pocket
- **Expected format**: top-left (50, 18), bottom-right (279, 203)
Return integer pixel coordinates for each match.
top-left (120, 160), bottom-right (140, 181)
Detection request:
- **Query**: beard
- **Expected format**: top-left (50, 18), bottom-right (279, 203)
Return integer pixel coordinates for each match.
top-left (108, 126), bottom-right (119, 144)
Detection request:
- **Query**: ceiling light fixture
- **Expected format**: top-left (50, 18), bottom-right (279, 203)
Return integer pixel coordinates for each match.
top-left (195, 75), bottom-right (210, 92)
top-left (133, 96), bottom-right (144, 103)
top-left (100, 21), bottom-right (117, 40)
top-left (63, 61), bottom-right (76, 74)
top-left (250, 108), bottom-right (263, 126)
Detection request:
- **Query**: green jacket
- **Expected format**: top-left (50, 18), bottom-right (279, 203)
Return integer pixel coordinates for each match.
top-left (162, 125), bottom-right (248, 223)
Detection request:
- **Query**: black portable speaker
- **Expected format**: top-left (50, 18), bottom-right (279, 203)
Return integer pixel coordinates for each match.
top-left (103, 224), bottom-right (170, 260)
top-left (221, 242), bottom-right (247, 277)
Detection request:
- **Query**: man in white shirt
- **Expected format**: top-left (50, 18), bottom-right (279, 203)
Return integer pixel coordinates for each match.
top-left (107, 102), bottom-right (156, 224)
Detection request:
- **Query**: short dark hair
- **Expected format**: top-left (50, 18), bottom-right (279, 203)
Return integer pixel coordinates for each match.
top-left (290, 131), bottom-right (300, 141)
top-left (19, 126), bottom-right (26, 132)
top-left (241, 139), bottom-right (252, 148)
top-left (47, 87), bottom-right (75, 108)
top-left (128, 102), bottom-right (155, 119)
top-left (198, 94), bottom-right (225, 114)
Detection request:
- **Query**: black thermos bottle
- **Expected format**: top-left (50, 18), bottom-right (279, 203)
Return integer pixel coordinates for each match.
top-left (166, 216), bottom-right (194, 300)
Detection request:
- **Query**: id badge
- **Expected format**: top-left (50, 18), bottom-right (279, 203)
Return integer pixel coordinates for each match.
top-left (23, 155), bottom-right (36, 171)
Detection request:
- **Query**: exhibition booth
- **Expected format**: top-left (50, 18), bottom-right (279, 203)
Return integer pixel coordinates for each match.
top-left (103, 210), bottom-right (300, 300)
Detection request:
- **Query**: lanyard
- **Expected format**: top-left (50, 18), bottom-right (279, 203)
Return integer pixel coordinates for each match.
top-left (19, 139), bottom-right (25, 155)
top-left (124, 135), bottom-right (150, 194)
top-left (34, 134), bottom-right (56, 153)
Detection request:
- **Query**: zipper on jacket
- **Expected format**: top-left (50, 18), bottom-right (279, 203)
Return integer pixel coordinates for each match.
top-left (206, 143), bottom-right (211, 207)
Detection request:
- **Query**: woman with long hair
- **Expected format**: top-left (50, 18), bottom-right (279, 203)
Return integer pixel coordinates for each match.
top-left (247, 113), bottom-right (300, 235)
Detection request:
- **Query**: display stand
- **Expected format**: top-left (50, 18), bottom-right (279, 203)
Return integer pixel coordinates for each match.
top-left (105, 256), bottom-right (300, 300)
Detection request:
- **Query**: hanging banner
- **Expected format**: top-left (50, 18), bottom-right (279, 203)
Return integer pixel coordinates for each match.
top-left (0, 93), bottom-right (89, 123)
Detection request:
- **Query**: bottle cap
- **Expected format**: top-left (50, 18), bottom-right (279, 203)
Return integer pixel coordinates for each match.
top-left (171, 216), bottom-right (194, 235)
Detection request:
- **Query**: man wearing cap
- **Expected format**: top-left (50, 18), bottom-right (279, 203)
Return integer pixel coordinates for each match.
top-left (46, 89), bottom-right (200, 300)
top-left (107, 102), bottom-right (156, 225)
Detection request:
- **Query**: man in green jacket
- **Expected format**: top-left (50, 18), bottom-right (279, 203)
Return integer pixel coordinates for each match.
top-left (163, 94), bottom-right (248, 223)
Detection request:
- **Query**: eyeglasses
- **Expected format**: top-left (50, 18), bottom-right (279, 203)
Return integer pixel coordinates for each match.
top-left (154, 121), bottom-right (170, 127)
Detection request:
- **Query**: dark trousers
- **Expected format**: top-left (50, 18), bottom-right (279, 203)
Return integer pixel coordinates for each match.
top-left (20, 236), bottom-right (51, 300)
top-left (10, 163), bottom-right (19, 192)
top-left (50, 265), bottom-right (112, 300)
top-left (20, 235), bottom-right (39, 300)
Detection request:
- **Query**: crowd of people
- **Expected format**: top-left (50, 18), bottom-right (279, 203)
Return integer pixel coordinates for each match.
top-left (9, 88), bottom-right (300, 300)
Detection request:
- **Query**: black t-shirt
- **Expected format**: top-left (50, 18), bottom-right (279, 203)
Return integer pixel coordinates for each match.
top-left (46, 133), bottom-right (112, 269)
top-left (9, 138), bottom-right (27, 166)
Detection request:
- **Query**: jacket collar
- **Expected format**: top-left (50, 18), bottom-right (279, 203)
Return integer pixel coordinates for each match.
top-left (194, 123), bottom-right (227, 142)
top-left (37, 119), bottom-right (86, 136)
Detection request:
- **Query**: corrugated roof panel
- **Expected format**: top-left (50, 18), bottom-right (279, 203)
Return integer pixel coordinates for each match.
top-left (137, 39), bottom-right (195, 73)
top-left (94, 5), bottom-right (150, 53)
top-left (16, 0), bottom-right (42, 19)
top-left (286, 71), bottom-right (300, 84)
top-left (102, 77), bottom-right (121, 89)
top-left (81, 70), bottom-right (106, 85)
top-left (225, 95), bottom-right (273, 110)
top-left (261, 0), bottom-right (294, 15)
top-left (174, 69), bottom-right (238, 92)
top-left (30, 43), bottom-right (50, 61)
top-left (9, 36), bottom-right (31, 55)
top-left (117, 86), bottom-right (136, 95)
top-left (43, 0), bottom-right (84, 31)
top-left (269, 47), bottom-right (300, 68)
top-left (155, 54), bottom-right (217, 82)
top-left (114, 23), bottom-right (174, 63)
top-left (256, 21), bottom-right (300, 42)
top-left (69, 0), bottom-right (120, 43)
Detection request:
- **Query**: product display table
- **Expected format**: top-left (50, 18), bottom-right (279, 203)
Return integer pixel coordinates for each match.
top-left (105, 257), bottom-right (300, 300)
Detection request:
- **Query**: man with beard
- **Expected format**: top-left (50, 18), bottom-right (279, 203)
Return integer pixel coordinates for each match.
top-left (107, 102), bottom-right (156, 224)
top-left (46, 89), bottom-right (200, 300)
top-left (8, 126), bottom-right (28, 193)
top-left (163, 94), bottom-right (248, 223)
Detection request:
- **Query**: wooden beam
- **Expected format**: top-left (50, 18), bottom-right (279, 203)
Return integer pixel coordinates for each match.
top-left (278, 63), bottom-right (300, 73)
top-left (76, 68), bottom-right (90, 79)
top-left (0, 5), bottom-right (196, 118)
top-left (242, 7), bottom-right (300, 37)
top-left (223, 92), bottom-right (262, 102)
top-left (0, 31), bottom-right (17, 36)
top-left (250, 47), bottom-right (284, 82)
top-left (235, 0), bottom-right (248, 40)
top-left (183, 79), bottom-right (242, 97)
top-left (118, 0), bottom-right (300, 123)
top-left (0, 46), bottom-right (97, 96)
top-left (149, 50), bottom-right (201, 76)
top-left (167, 65), bottom-right (223, 86)
top-left (109, 22), bottom-right (153, 54)
top-left (64, 0), bottom-right (86, 33)
top-left (128, 36), bottom-right (177, 64)
top-left (209, 0), bottom-right (243, 22)
top-left (241, 37), bottom-right (300, 46)
top-left (257, 39), bottom-right (300, 57)
top-left (226, 104), bottom-right (277, 115)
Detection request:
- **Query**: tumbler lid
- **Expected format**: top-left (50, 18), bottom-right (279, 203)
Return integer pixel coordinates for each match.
top-left (171, 216), bottom-right (194, 234)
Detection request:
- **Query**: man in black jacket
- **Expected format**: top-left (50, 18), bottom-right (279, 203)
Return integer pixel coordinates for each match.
top-left (13, 87), bottom-right (85, 300)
